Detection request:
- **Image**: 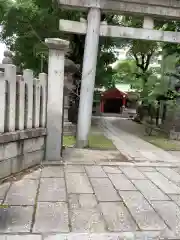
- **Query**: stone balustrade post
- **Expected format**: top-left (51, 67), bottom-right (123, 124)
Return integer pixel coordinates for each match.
top-left (45, 38), bottom-right (69, 161)
top-left (63, 86), bottom-right (76, 136)
top-left (64, 91), bottom-right (69, 122)
top-left (63, 61), bottom-right (78, 137)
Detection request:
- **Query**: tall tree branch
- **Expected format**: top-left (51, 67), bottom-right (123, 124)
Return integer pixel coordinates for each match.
top-left (144, 52), bottom-right (153, 72)
top-left (133, 53), bottom-right (144, 72)
top-left (141, 53), bottom-right (145, 71)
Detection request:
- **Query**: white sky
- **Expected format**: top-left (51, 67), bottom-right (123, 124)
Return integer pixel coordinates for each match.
top-left (0, 25), bottom-right (6, 62)
top-left (0, 42), bottom-right (128, 65)
top-left (0, 32), bottom-right (130, 65)
top-left (0, 42), bottom-right (6, 62)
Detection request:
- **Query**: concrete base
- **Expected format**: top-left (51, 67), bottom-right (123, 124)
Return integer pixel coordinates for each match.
top-left (75, 139), bottom-right (89, 148)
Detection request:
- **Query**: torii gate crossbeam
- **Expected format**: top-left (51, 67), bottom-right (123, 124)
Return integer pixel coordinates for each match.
top-left (58, 0), bottom-right (180, 19)
top-left (60, 19), bottom-right (180, 44)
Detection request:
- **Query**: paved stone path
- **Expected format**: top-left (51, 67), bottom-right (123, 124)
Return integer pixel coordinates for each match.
top-left (2, 117), bottom-right (180, 239)
top-left (102, 117), bottom-right (180, 166)
top-left (1, 163), bottom-right (180, 239)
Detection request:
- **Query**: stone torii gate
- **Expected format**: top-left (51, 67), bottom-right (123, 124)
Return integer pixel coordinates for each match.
top-left (58, 0), bottom-right (180, 148)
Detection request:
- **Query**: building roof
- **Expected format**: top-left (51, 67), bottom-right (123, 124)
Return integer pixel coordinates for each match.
top-left (101, 87), bottom-right (128, 100)
top-left (95, 84), bottom-right (134, 93)
top-left (115, 84), bottom-right (132, 93)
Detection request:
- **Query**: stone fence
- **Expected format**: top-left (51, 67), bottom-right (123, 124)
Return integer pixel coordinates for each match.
top-left (0, 38), bottom-right (78, 180)
top-left (0, 64), bottom-right (47, 179)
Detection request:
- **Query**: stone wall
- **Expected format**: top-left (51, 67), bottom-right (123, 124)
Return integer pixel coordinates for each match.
top-left (0, 64), bottom-right (47, 180)
top-left (0, 129), bottom-right (46, 179)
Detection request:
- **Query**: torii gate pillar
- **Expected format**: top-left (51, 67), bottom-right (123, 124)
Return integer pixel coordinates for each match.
top-left (76, 8), bottom-right (101, 148)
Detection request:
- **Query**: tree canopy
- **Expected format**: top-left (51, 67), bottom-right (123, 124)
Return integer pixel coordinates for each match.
top-left (1, 1), bottom-right (180, 95)
top-left (0, 0), bottom-right (119, 86)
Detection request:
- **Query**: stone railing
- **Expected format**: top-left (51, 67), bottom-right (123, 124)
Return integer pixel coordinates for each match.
top-left (0, 64), bottom-right (47, 179)
top-left (0, 38), bottom-right (79, 176)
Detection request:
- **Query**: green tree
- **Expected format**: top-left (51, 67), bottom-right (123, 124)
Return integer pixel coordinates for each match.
top-left (113, 59), bottom-right (142, 89)
top-left (0, 0), bottom-right (83, 73)
top-left (113, 58), bottom-right (161, 98)
top-left (95, 51), bottom-right (116, 88)
top-left (0, 0), bottom-right (119, 84)
top-left (118, 16), bottom-right (160, 95)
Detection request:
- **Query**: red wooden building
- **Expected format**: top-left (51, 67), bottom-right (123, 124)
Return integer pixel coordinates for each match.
top-left (100, 88), bottom-right (127, 113)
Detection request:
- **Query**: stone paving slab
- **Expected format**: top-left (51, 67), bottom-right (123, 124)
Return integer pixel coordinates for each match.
top-left (41, 232), bottom-right (174, 240)
top-left (68, 192), bottom-right (106, 232)
top-left (33, 202), bottom-right (69, 233)
top-left (0, 182), bottom-right (10, 200)
top-left (99, 202), bottom-right (138, 232)
top-left (0, 206), bottom-right (33, 233)
top-left (90, 178), bottom-right (120, 202)
top-left (64, 165), bottom-right (85, 173)
top-left (140, 151), bottom-right (159, 161)
top-left (43, 235), bottom-right (66, 240)
top-left (85, 166), bottom-right (107, 178)
top-left (63, 148), bottom-right (121, 165)
top-left (156, 167), bottom-right (180, 183)
top-left (23, 169), bottom-right (42, 179)
top-left (108, 173), bottom-right (136, 191)
top-left (135, 162), bottom-right (180, 167)
top-left (4, 179), bottom-right (38, 205)
top-left (0, 231), bottom-right (176, 240)
top-left (132, 179), bottom-right (170, 201)
top-left (2, 164), bottom-right (180, 238)
top-left (137, 167), bottom-right (156, 172)
top-left (70, 208), bottom-right (106, 232)
top-left (102, 166), bottom-right (122, 174)
top-left (5, 235), bottom-right (42, 240)
top-left (152, 201), bottom-right (180, 237)
top-left (173, 167), bottom-right (180, 174)
top-left (69, 194), bottom-right (97, 209)
top-left (38, 178), bottom-right (66, 202)
top-left (41, 167), bottom-right (64, 178)
top-left (119, 167), bottom-right (146, 180)
top-left (66, 173), bottom-right (93, 194)
top-left (144, 171), bottom-right (180, 194)
top-left (154, 150), bottom-right (179, 163)
top-left (67, 160), bottom-right (180, 167)
top-left (119, 191), bottom-right (167, 231)
top-left (169, 194), bottom-right (180, 206)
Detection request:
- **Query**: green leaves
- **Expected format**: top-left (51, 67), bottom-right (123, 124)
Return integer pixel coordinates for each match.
top-left (0, 0), bottom-right (81, 73)
top-left (113, 59), bottom-right (139, 88)
top-left (0, 0), bottom-right (118, 84)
